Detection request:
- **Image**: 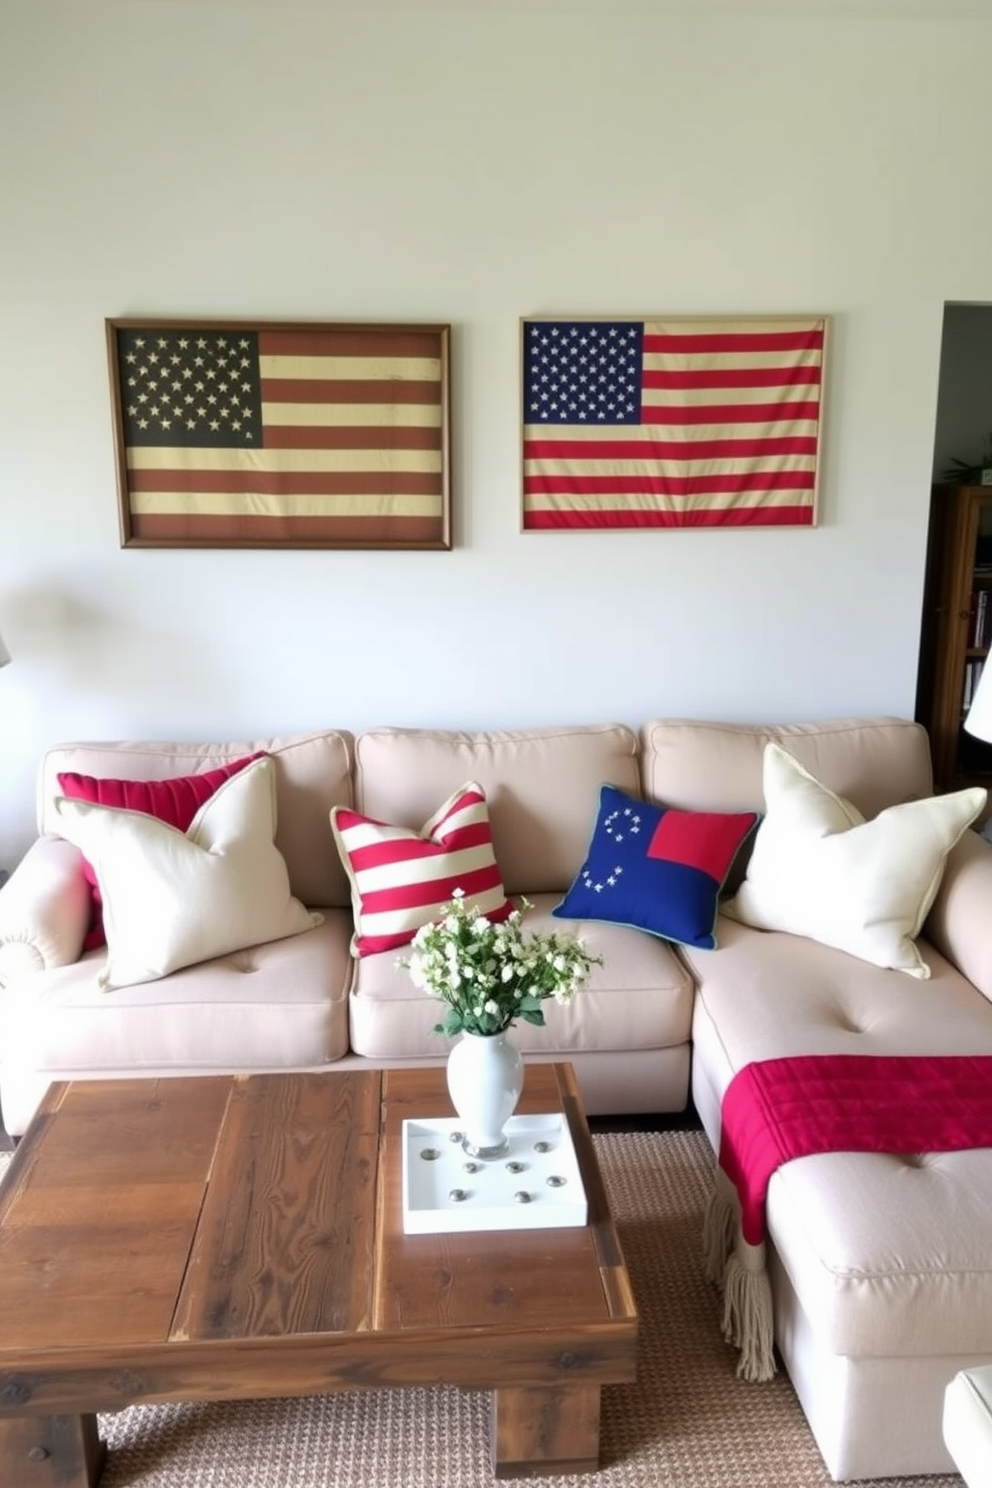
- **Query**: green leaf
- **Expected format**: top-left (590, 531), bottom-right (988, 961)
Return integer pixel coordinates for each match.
top-left (433, 1012), bottom-right (463, 1037)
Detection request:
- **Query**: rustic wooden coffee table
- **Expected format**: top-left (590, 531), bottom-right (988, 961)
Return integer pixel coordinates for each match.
top-left (0, 1063), bottom-right (637, 1484)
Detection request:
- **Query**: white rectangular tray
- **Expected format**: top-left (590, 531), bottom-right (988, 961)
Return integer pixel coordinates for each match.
top-left (402, 1112), bottom-right (588, 1234)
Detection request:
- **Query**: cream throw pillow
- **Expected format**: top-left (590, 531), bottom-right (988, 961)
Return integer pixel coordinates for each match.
top-left (54, 756), bottom-right (321, 989)
top-left (723, 742), bottom-right (987, 978)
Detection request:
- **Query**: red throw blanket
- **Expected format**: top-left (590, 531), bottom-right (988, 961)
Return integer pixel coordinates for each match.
top-left (703, 1053), bottom-right (992, 1382)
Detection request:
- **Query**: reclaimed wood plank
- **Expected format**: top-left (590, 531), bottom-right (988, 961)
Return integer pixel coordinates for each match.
top-left (0, 1322), bottom-right (635, 1414)
top-left (171, 1072), bottom-right (381, 1342)
top-left (0, 1079), bottom-right (231, 1350)
top-left (374, 1065), bottom-right (616, 1334)
top-left (554, 1065), bottom-right (638, 1324)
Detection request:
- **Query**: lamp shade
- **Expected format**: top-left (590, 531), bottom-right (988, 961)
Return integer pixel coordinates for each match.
top-left (0, 630), bottom-right (9, 669)
top-left (965, 660), bottom-right (992, 745)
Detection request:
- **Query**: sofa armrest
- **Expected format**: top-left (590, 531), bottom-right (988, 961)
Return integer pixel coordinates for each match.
top-left (0, 836), bottom-right (91, 985)
top-left (924, 828), bottom-right (992, 1002)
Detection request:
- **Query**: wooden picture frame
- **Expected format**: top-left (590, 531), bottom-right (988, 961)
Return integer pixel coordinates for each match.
top-left (106, 317), bottom-right (452, 550)
top-left (521, 313), bottom-right (828, 531)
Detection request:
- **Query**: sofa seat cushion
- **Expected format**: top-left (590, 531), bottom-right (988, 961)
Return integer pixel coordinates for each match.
top-left (687, 915), bottom-right (992, 1360)
top-left (686, 916), bottom-right (992, 1084)
top-left (765, 1144), bottom-right (992, 1358)
top-left (0, 913), bottom-right (353, 1073)
top-left (348, 892), bottom-right (694, 1061)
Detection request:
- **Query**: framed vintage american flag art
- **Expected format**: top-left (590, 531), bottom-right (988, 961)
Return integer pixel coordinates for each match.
top-left (521, 314), bottom-right (828, 531)
top-left (106, 318), bottom-right (452, 550)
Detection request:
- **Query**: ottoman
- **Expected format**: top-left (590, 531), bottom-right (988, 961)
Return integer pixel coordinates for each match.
top-left (943, 1366), bottom-right (992, 1488)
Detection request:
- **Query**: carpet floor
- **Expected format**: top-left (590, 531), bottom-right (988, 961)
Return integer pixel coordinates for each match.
top-left (0, 1130), bottom-right (962, 1487)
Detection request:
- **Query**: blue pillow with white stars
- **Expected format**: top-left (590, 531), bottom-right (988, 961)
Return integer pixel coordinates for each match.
top-left (553, 784), bottom-right (760, 950)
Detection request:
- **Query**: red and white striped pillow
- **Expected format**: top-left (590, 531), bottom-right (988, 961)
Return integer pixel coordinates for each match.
top-left (330, 782), bottom-right (512, 957)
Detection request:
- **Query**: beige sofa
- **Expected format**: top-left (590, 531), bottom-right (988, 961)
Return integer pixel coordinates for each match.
top-left (0, 722), bottom-right (695, 1138)
top-left (2, 714), bottom-right (992, 1482)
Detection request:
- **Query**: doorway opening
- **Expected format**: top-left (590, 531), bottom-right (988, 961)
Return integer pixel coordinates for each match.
top-left (917, 302), bottom-right (992, 797)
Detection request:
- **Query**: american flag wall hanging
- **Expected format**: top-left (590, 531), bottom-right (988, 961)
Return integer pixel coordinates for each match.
top-left (521, 315), bottom-right (828, 530)
top-left (106, 319), bottom-right (451, 550)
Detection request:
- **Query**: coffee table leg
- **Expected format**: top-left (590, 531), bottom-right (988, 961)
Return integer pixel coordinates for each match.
top-left (0, 1413), bottom-right (107, 1487)
top-left (490, 1383), bottom-right (601, 1477)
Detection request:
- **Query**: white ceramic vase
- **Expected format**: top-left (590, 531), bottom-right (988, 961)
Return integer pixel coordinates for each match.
top-left (446, 1029), bottom-right (524, 1158)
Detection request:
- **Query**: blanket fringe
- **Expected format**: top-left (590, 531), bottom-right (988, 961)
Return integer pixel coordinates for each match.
top-left (701, 1172), bottom-right (736, 1284)
top-left (702, 1164), bottom-right (777, 1382)
top-left (721, 1243), bottom-right (776, 1381)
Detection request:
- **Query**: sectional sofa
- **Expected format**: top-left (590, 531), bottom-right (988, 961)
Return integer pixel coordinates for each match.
top-left (1, 715), bottom-right (991, 1482)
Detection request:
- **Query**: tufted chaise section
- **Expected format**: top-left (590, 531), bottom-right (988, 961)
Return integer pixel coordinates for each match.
top-left (644, 718), bottom-right (992, 1481)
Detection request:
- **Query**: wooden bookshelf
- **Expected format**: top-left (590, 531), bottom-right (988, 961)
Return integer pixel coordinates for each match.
top-left (916, 483), bottom-right (992, 792)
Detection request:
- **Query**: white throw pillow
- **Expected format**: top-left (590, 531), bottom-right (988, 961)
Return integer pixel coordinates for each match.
top-left (54, 756), bottom-right (321, 989)
top-left (723, 742), bottom-right (987, 978)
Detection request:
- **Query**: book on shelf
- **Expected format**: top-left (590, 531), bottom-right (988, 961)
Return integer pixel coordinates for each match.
top-left (969, 588), bottom-right (992, 649)
top-left (964, 656), bottom-right (986, 710)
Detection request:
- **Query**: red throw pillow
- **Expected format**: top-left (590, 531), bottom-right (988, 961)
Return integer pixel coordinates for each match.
top-left (58, 753), bottom-right (266, 950)
top-left (330, 781), bottom-right (513, 957)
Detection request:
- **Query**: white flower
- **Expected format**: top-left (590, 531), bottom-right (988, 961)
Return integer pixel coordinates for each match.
top-left (395, 892), bottom-right (602, 1039)
top-left (407, 956), bottom-right (428, 990)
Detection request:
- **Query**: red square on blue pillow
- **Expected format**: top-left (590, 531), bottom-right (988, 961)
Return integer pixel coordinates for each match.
top-left (648, 808), bottom-right (759, 879)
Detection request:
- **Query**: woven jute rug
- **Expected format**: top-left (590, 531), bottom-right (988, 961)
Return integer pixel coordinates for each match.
top-left (0, 1131), bottom-right (962, 1487)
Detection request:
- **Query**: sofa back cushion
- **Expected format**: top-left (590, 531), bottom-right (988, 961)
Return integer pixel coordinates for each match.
top-left (39, 731), bottom-right (355, 908)
top-left (353, 724), bottom-right (641, 896)
top-left (640, 717), bottom-right (933, 819)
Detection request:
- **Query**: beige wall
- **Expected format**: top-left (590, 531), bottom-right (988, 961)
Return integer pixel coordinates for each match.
top-left (1, 0), bottom-right (991, 860)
